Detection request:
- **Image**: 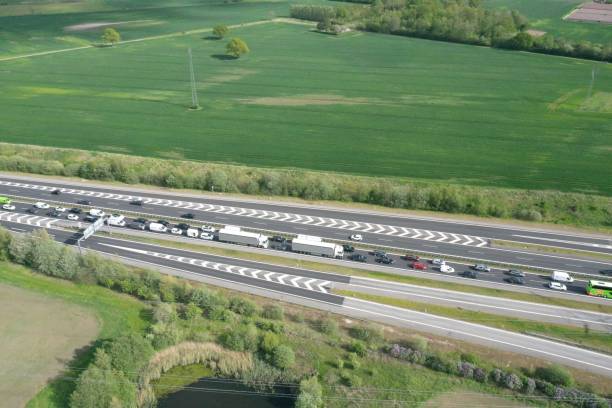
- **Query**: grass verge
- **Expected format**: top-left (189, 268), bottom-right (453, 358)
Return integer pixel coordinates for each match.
top-left (492, 239), bottom-right (612, 264)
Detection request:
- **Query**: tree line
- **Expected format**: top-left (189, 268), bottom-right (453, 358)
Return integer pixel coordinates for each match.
top-left (290, 0), bottom-right (612, 62)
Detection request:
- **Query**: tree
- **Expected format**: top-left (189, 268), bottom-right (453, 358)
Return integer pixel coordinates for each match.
top-left (296, 376), bottom-right (323, 408)
top-left (102, 28), bottom-right (121, 45)
top-left (212, 24), bottom-right (229, 39)
top-left (105, 334), bottom-right (154, 380)
top-left (226, 37), bottom-right (249, 58)
top-left (271, 345), bottom-right (295, 369)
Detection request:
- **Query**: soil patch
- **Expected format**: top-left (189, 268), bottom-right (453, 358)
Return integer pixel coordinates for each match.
top-left (422, 391), bottom-right (530, 408)
top-left (565, 2), bottom-right (612, 24)
top-left (64, 20), bottom-right (157, 32)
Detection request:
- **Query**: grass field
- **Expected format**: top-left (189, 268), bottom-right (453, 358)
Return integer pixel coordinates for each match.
top-left (1, 21), bottom-right (611, 194)
top-left (484, 0), bottom-right (612, 43)
top-left (0, 281), bottom-right (98, 408)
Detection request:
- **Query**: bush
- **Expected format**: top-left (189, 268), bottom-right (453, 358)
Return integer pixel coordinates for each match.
top-left (181, 302), bottom-right (202, 320)
top-left (261, 304), bottom-right (284, 320)
top-left (504, 373), bottom-right (523, 390)
top-left (524, 377), bottom-right (536, 394)
top-left (348, 352), bottom-right (360, 370)
top-left (256, 320), bottom-right (284, 334)
top-left (319, 316), bottom-right (339, 336)
top-left (534, 365), bottom-right (574, 387)
top-left (474, 367), bottom-right (487, 383)
top-left (457, 361), bottom-right (474, 378)
top-left (260, 332), bottom-right (280, 354)
top-left (229, 297), bottom-right (258, 317)
top-left (295, 376), bottom-right (323, 408)
top-left (271, 345), bottom-right (295, 369)
top-left (424, 355), bottom-right (453, 374)
top-left (219, 324), bottom-right (259, 352)
top-left (105, 334), bottom-right (154, 380)
top-left (410, 335), bottom-right (428, 352)
top-left (347, 340), bottom-right (367, 357)
top-left (336, 358), bottom-right (344, 369)
top-left (349, 323), bottom-right (383, 345)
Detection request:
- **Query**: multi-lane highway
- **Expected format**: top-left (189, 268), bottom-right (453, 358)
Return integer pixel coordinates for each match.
top-left (2, 217), bottom-right (611, 377)
top-left (0, 175), bottom-right (610, 279)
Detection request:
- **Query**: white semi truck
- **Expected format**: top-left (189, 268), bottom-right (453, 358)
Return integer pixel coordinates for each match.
top-left (291, 235), bottom-right (343, 259)
top-left (218, 226), bottom-right (269, 248)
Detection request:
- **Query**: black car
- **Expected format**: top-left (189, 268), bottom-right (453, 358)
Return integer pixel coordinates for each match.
top-left (157, 220), bottom-right (170, 227)
top-left (69, 207), bottom-right (82, 214)
top-left (505, 276), bottom-right (525, 285)
top-left (128, 222), bottom-right (146, 230)
top-left (177, 223), bottom-right (191, 230)
top-left (600, 270), bottom-right (612, 276)
top-left (508, 269), bottom-right (525, 277)
top-left (84, 215), bottom-right (98, 222)
top-left (350, 254), bottom-right (367, 262)
top-left (182, 213), bottom-right (195, 219)
top-left (134, 218), bottom-right (148, 224)
top-left (343, 244), bottom-right (355, 252)
top-left (130, 199), bottom-right (143, 206)
top-left (271, 235), bottom-right (286, 243)
top-left (372, 250), bottom-right (387, 258)
top-left (375, 256), bottom-right (394, 265)
top-left (77, 199), bottom-right (91, 205)
top-left (462, 270), bottom-right (478, 279)
top-left (47, 210), bottom-right (62, 217)
top-left (51, 189), bottom-right (61, 195)
top-left (26, 207), bottom-right (39, 214)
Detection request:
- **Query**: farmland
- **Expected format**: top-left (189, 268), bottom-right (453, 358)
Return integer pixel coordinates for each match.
top-left (1, 21), bottom-right (611, 195)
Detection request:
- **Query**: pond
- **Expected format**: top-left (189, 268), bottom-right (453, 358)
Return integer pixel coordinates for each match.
top-left (157, 377), bottom-right (296, 408)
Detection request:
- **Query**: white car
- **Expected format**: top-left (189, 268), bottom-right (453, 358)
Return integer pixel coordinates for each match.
top-left (350, 234), bottom-right (363, 241)
top-left (440, 264), bottom-right (455, 273)
top-left (89, 209), bottom-right (105, 217)
top-left (2, 204), bottom-right (15, 210)
top-left (67, 214), bottom-right (79, 221)
top-left (432, 258), bottom-right (446, 266)
top-left (548, 282), bottom-right (567, 291)
top-left (55, 207), bottom-right (67, 212)
top-left (170, 227), bottom-right (183, 235)
top-left (201, 225), bottom-right (216, 233)
top-left (35, 202), bottom-right (50, 209)
top-left (200, 232), bottom-right (214, 240)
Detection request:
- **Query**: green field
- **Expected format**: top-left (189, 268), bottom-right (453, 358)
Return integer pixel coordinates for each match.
top-left (1, 20), bottom-right (611, 194)
top-left (484, 0), bottom-right (612, 43)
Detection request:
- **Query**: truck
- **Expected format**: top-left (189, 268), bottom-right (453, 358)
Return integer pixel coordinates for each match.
top-left (551, 271), bottom-right (574, 283)
top-left (107, 214), bottom-right (126, 227)
top-left (186, 228), bottom-right (200, 238)
top-left (291, 235), bottom-right (343, 259)
top-left (148, 222), bottom-right (168, 233)
top-left (218, 226), bottom-right (269, 248)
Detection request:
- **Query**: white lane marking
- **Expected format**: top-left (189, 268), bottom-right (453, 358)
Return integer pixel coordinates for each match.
top-left (512, 234), bottom-right (612, 250)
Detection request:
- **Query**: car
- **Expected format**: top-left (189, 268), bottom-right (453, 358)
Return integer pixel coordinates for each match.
top-left (130, 199), bottom-right (143, 206)
top-left (55, 207), bottom-right (67, 212)
top-left (350, 234), bottom-right (363, 241)
top-left (170, 227), bottom-right (183, 235)
top-left (84, 215), bottom-right (98, 222)
top-left (157, 220), bottom-right (171, 227)
top-left (376, 256), bottom-right (394, 265)
top-left (34, 202), bottom-right (49, 209)
top-left (51, 189), bottom-right (61, 195)
top-left (505, 276), bottom-right (525, 285)
top-left (350, 254), bottom-right (368, 262)
top-left (508, 269), bottom-right (525, 277)
top-left (77, 199), bottom-right (91, 205)
top-left (600, 270), bottom-right (612, 276)
top-left (343, 244), bottom-right (355, 252)
top-left (26, 207), bottom-right (39, 214)
top-left (548, 281), bottom-right (567, 291)
top-left (89, 209), bottom-right (105, 217)
top-left (411, 261), bottom-right (427, 270)
top-left (47, 210), bottom-right (62, 217)
top-left (134, 218), bottom-right (148, 224)
top-left (431, 258), bottom-right (446, 266)
top-left (462, 270), bottom-right (478, 279)
top-left (201, 225), bottom-right (215, 233)
top-left (69, 207), bottom-right (82, 214)
top-left (1, 204), bottom-right (15, 210)
top-left (182, 213), bottom-right (195, 219)
top-left (403, 254), bottom-right (420, 261)
top-left (177, 223), bottom-right (191, 230)
top-left (372, 250), bottom-right (387, 258)
top-left (67, 214), bottom-right (79, 221)
top-left (472, 264), bottom-right (491, 272)
top-left (128, 222), bottom-right (146, 230)
top-left (200, 232), bottom-right (214, 240)
top-left (439, 264), bottom-right (455, 273)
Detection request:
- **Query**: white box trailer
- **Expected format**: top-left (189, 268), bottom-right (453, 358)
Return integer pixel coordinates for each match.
top-left (291, 235), bottom-right (343, 259)
top-left (218, 226), bottom-right (269, 248)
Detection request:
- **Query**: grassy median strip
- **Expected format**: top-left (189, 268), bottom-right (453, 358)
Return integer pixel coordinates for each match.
top-left (336, 289), bottom-right (612, 355)
top-left (492, 240), bottom-right (612, 263)
top-left (103, 231), bottom-right (612, 314)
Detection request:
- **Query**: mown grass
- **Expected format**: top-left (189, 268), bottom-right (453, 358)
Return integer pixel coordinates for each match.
top-left (0, 262), bottom-right (150, 408)
top-left (108, 231), bottom-right (612, 314)
top-left (337, 289), bottom-right (612, 354)
top-left (1, 22), bottom-right (611, 195)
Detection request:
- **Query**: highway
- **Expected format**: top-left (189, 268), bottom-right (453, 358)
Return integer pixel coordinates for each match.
top-left (0, 175), bottom-right (610, 279)
top-left (2, 218), bottom-right (611, 377)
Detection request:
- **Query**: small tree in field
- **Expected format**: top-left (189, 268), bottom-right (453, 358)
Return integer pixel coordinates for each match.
top-left (212, 25), bottom-right (229, 39)
top-left (226, 37), bottom-right (249, 58)
top-left (102, 28), bottom-right (121, 45)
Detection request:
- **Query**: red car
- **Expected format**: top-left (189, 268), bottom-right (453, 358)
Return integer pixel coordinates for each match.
top-left (404, 254), bottom-right (420, 261)
top-left (411, 261), bottom-right (427, 270)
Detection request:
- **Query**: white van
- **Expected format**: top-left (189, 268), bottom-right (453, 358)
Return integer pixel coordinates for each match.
top-left (551, 271), bottom-right (574, 283)
top-left (107, 214), bottom-right (126, 227)
top-left (186, 228), bottom-right (199, 238)
top-left (148, 222), bottom-right (167, 233)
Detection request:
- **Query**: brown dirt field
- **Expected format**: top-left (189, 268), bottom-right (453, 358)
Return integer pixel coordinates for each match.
top-left (422, 390), bottom-right (531, 408)
top-left (565, 2), bottom-right (612, 23)
top-left (0, 283), bottom-right (99, 407)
